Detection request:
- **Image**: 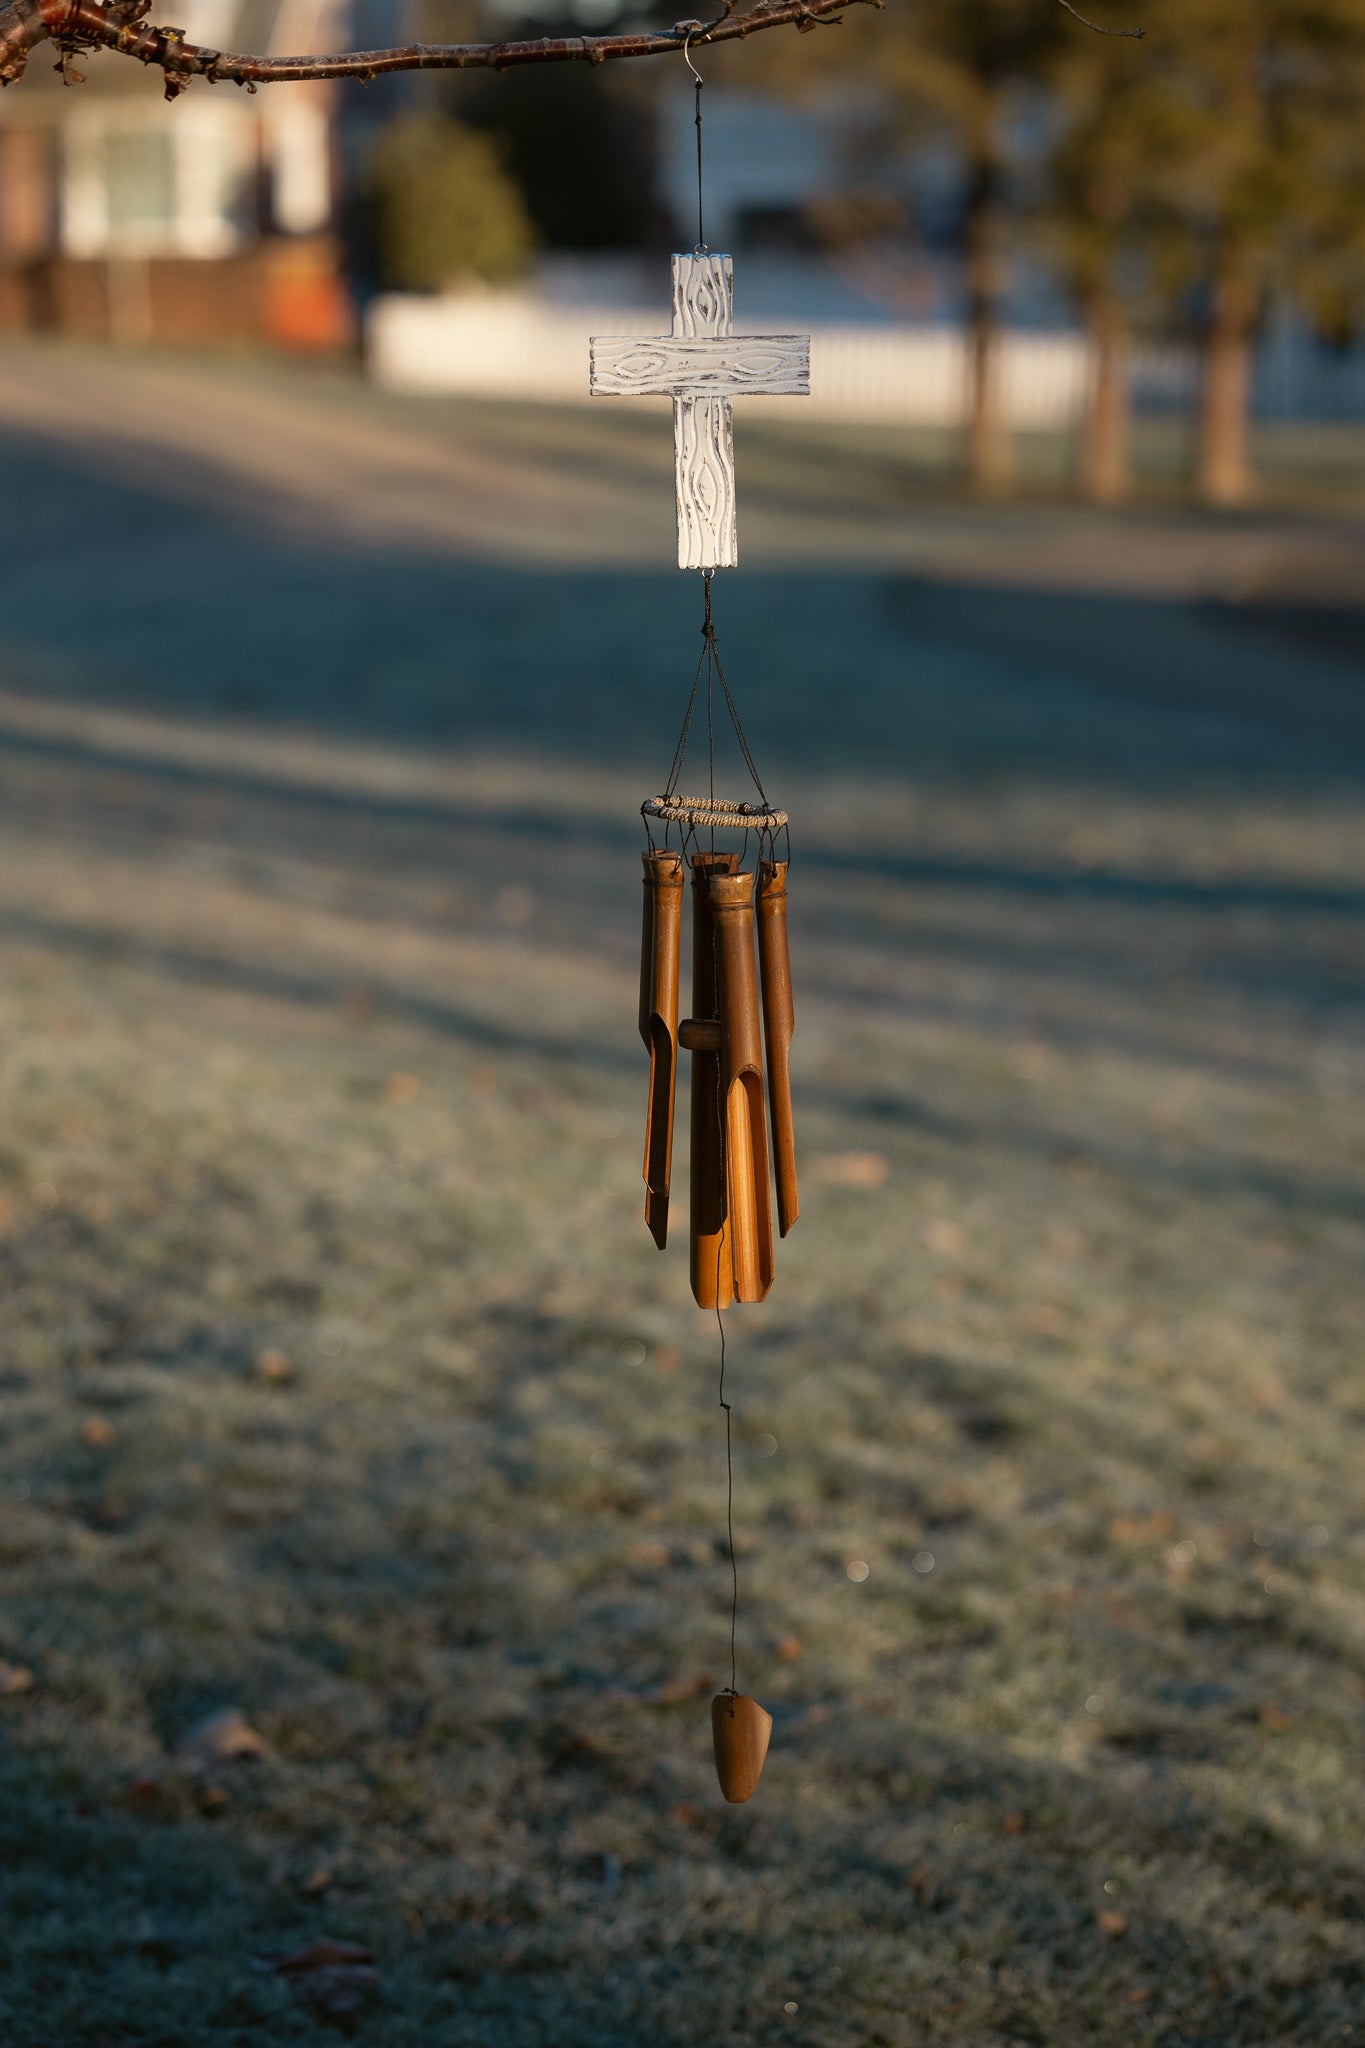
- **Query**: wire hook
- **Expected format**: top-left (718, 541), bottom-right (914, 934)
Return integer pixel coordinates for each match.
top-left (673, 20), bottom-right (708, 251)
top-left (674, 17), bottom-right (705, 85)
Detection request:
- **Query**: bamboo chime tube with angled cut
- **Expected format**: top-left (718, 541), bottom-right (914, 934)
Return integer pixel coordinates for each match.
top-left (755, 858), bottom-right (799, 1238)
top-left (689, 851), bottom-right (738, 1309)
top-left (638, 849), bottom-right (684, 1248)
top-left (709, 870), bottom-right (774, 1303)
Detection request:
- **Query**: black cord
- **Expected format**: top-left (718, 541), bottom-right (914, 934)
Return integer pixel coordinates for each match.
top-left (705, 577), bottom-right (716, 809)
top-left (709, 896), bottom-right (737, 1700)
top-left (693, 62), bottom-right (705, 251)
top-left (716, 1287), bottom-right (738, 1697)
top-left (701, 574), bottom-right (769, 806)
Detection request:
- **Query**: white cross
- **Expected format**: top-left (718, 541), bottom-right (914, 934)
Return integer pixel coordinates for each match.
top-left (590, 253), bottom-right (810, 571)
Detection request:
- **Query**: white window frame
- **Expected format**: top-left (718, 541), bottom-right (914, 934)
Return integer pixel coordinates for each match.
top-left (60, 99), bottom-right (259, 259)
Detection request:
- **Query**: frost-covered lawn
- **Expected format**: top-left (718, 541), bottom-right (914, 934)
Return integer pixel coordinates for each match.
top-left (0, 349), bottom-right (1361, 2046)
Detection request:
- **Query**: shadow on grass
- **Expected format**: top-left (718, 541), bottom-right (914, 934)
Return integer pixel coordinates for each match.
top-left (1, 425), bottom-right (1363, 792)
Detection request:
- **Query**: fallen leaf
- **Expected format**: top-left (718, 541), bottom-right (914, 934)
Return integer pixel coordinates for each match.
top-left (1123, 1987), bottom-right (1152, 2005)
top-left (297, 1961), bottom-right (381, 2020)
top-left (266, 1940), bottom-right (376, 1977)
top-left (922, 1218), bottom-right (966, 1257)
top-left (384, 1071), bottom-right (420, 1104)
top-left (1110, 1512), bottom-right (1174, 1546)
top-left (544, 1725), bottom-right (611, 1766)
top-left (1258, 1703), bottom-right (1293, 1734)
top-left (667, 1801), bottom-right (705, 1830)
top-left (80, 1414), bottom-right (118, 1447)
top-left (809, 1150), bottom-right (890, 1189)
top-left (775, 1634), bottom-right (803, 1663)
top-left (176, 1706), bottom-right (271, 1771)
top-left (253, 1348), bottom-right (293, 1383)
top-left (0, 1661), bottom-right (34, 1697)
top-left (645, 1671), bottom-right (712, 1705)
top-left (1002, 1812), bottom-right (1024, 1837)
top-left (1098, 1910), bottom-right (1128, 1937)
top-left (654, 1344), bottom-right (681, 1375)
top-left (301, 1866), bottom-right (335, 1897)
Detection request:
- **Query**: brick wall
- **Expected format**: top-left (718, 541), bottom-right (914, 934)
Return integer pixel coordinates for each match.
top-left (0, 237), bottom-right (353, 352)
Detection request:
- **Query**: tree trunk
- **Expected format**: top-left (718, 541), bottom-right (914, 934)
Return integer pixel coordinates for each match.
top-left (1081, 287), bottom-right (1130, 503)
top-left (1195, 265), bottom-right (1256, 507)
top-left (963, 142), bottom-right (1011, 494)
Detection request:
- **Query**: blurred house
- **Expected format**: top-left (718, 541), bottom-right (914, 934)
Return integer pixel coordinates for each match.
top-left (0, 0), bottom-right (351, 348)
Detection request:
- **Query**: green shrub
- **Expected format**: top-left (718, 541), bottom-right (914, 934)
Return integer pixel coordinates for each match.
top-left (369, 112), bottom-right (535, 292)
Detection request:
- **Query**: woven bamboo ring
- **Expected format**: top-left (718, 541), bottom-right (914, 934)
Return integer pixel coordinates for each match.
top-left (643, 792), bottom-right (788, 833)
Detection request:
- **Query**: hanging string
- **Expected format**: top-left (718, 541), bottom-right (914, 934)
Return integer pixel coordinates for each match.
top-left (705, 581), bottom-right (716, 820)
top-left (703, 578), bottom-right (769, 807)
top-left (680, 23), bottom-right (706, 252)
top-left (715, 1284), bottom-right (739, 1697)
top-left (658, 572), bottom-right (769, 813)
top-left (710, 849), bottom-right (737, 1698)
top-left (664, 37), bottom-right (749, 1700)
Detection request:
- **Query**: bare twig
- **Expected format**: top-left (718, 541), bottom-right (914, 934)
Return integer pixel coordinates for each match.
top-left (1055, 0), bottom-right (1144, 38)
top-left (0, 0), bottom-right (882, 95)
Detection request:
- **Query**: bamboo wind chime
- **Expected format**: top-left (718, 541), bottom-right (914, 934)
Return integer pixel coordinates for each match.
top-left (589, 24), bottom-right (809, 1805)
top-left (637, 696), bottom-right (799, 1309)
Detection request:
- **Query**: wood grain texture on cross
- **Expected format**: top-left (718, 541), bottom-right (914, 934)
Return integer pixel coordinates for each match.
top-left (590, 255), bottom-right (810, 570)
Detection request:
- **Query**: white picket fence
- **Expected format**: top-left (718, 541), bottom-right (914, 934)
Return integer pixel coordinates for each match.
top-left (367, 289), bottom-right (1365, 424)
top-left (367, 290), bottom-right (1092, 428)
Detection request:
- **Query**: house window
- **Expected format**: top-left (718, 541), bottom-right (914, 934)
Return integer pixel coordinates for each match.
top-left (62, 104), bottom-right (257, 258)
top-left (103, 130), bottom-right (176, 237)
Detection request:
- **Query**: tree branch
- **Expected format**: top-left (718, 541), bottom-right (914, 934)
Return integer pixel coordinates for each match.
top-left (0, 0), bottom-right (64, 85)
top-left (1, 0), bottom-right (883, 95)
top-left (1054, 0), bottom-right (1143, 39)
top-left (0, 0), bottom-right (1142, 98)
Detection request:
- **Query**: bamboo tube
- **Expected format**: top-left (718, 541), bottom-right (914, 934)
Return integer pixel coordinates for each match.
top-left (709, 870), bottom-right (774, 1303)
top-left (639, 849), bottom-right (683, 1249)
top-left (756, 858), bottom-right (798, 1237)
top-left (689, 851), bottom-right (738, 1310)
